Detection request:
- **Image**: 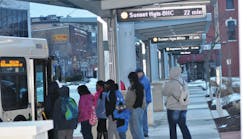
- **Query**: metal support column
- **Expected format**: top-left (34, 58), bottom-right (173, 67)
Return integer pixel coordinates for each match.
top-left (150, 41), bottom-right (159, 81)
top-left (117, 22), bottom-right (136, 86)
top-left (160, 49), bottom-right (165, 80)
top-left (107, 11), bottom-right (118, 82)
top-left (97, 22), bottom-right (105, 80)
top-left (164, 51), bottom-right (170, 79)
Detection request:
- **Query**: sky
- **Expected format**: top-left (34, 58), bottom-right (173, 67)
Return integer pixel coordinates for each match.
top-left (29, 2), bottom-right (97, 18)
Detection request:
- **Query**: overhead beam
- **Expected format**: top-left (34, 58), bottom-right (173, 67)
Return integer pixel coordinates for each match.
top-left (136, 22), bottom-right (207, 34)
top-left (57, 0), bottom-right (111, 17)
top-left (20, 0), bottom-right (112, 17)
top-left (157, 40), bottom-right (203, 49)
top-left (134, 13), bottom-right (211, 30)
top-left (101, 0), bottom-right (210, 10)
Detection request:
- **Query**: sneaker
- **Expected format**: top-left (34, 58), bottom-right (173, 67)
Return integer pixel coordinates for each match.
top-left (144, 134), bottom-right (149, 137)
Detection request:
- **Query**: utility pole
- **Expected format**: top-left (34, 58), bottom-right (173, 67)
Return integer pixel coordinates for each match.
top-left (213, 0), bottom-right (223, 115)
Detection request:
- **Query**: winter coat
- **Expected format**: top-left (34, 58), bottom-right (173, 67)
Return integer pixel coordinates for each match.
top-left (162, 67), bottom-right (188, 110)
top-left (105, 90), bottom-right (116, 119)
top-left (44, 81), bottom-right (59, 119)
top-left (96, 92), bottom-right (108, 119)
top-left (113, 90), bottom-right (130, 133)
top-left (125, 87), bottom-right (146, 110)
top-left (53, 86), bottom-right (78, 130)
top-left (113, 109), bottom-right (130, 133)
top-left (139, 75), bottom-right (152, 104)
top-left (78, 94), bottom-right (94, 122)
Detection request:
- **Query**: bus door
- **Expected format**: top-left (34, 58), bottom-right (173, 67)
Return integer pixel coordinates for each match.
top-left (33, 59), bottom-right (50, 120)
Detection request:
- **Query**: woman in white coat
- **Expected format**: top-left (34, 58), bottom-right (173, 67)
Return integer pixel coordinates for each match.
top-left (162, 66), bottom-right (192, 139)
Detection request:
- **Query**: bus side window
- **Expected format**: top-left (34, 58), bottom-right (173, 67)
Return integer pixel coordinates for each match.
top-left (0, 57), bottom-right (28, 111)
top-left (1, 84), bottom-right (16, 110)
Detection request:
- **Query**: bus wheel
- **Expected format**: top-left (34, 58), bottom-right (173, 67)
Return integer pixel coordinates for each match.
top-left (14, 115), bottom-right (26, 121)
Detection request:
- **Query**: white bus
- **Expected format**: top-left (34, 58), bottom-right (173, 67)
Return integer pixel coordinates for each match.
top-left (0, 36), bottom-right (51, 122)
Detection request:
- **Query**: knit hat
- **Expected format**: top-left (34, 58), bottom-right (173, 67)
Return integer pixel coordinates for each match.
top-left (135, 67), bottom-right (143, 73)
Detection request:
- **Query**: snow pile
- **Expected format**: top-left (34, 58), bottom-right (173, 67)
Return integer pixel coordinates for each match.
top-left (211, 93), bottom-right (240, 107)
top-left (188, 80), bottom-right (206, 88)
top-left (57, 78), bottom-right (98, 104)
top-left (85, 78), bottom-right (98, 93)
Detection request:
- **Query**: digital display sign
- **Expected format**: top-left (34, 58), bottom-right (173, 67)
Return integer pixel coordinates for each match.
top-left (53, 34), bottom-right (68, 41)
top-left (165, 46), bottom-right (200, 55)
top-left (0, 60), bottom-right (24, 67)
top-left (152, 34), bottom-right (201, 43)
top-left (117, 5), bottom-right (206, 22)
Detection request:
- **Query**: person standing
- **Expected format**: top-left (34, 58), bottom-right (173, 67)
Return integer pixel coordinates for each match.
top-left (44, 81), bottom-right (60, 139)
top-left (136, 68), bottom-right (152, 137)
top-left (95, 80), bottom-right (108, 139)
top-left (126, 72), bottom-right (146, 139)
top-left (105, 80), bottom-right (120, 139)
top-left (78, 85), bottom-right (94, 139)
top-left (113, 83), bottom-right (129, 139)
top-left (162, 66), bottom-right (192, 139)
top-left (94, 80), bottom-right (105, 107)
top-left (53, 86), bottom-right (78, 139)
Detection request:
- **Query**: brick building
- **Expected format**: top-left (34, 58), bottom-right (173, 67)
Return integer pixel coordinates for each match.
top-left (31, 15), bottom-right (97, 81)
top-left (178, 0), bottom-right (239, 81)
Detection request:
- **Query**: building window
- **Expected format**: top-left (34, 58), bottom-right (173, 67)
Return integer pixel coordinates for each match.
top-left (226, 0), bottom-right (234, 9)
top-left (227, 20), bottom-right (236, 40)
top-left (0, 7), bottom-right (28, 37)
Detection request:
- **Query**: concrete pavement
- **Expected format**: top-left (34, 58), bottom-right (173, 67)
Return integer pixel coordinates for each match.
top-left (74, 86), bottom-right (221, 139)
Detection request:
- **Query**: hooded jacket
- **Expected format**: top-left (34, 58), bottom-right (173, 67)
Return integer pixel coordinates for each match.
top-left (53, 86), bottom-right (78, 130)
top-left (162, 67), bottom-right (189, 110)
top-left (139, 75), bottom-right (152, 104)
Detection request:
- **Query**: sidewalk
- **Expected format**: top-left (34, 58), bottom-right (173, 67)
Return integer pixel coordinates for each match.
top-left (147, 86), bottom-right (220, 139)
top-left (74, 86), bottom-right (221, 139)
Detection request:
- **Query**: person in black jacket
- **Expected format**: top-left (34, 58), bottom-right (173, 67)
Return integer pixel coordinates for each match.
top-left (105, 79), bottom-right (120, 139)
top-left (53, 86), bottom-right (78, 139)
top-left (44, 81), bottom-right (60, 139)
top-left (125, 72), bottom-right (146, 139)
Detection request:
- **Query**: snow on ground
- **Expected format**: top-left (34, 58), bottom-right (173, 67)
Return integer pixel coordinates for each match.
top-left (58, 78), bottom-right (98, 104)
top-left (211, 93), bottom-right (241, 107)
top-left (188, 80), bottom-right (207, 89)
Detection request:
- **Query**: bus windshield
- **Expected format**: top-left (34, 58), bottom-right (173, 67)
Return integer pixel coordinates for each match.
top-left (0, 57), bottom-right (28, 111)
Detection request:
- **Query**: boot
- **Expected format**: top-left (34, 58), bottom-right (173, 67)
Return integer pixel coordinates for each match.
top-left (103, 132), bottom-right (108, 139)
top-left (97, 132), bottom-right (102, 139)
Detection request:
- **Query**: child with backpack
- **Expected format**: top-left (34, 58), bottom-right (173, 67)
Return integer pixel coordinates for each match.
top-left (53, 86), bottom-right (78, 139)
top-left (113, 84), bottom-right (130, 139)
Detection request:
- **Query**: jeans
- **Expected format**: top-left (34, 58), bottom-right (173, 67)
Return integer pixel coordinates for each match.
top-left (81, 120), bottom-right (93, 139)
top-left (57, 129), bottom-right (73, 139)
top-left (108, 116), bottom-right (120, 139)
top-left (129, 108), bottom-right (145, 139)
top-left (143, 104), bottom-right (149, 136)
top-left (167, 109), bottom-right (192, 139)
top-left (119, 132), bottom-right (126, 139)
